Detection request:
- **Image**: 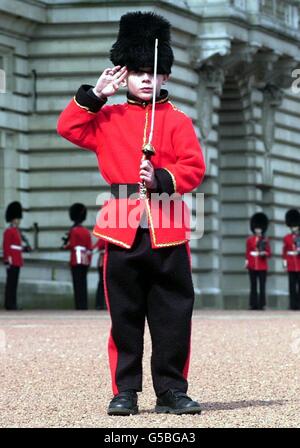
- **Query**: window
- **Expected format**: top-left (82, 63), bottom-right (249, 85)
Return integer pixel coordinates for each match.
top-left (0, 56), bottom-right (5, 93)
top-left (260, 0), bottom-right (299, 29)
top-left (285, 4), bottom-right (299, 29)
top-left (234, 0), bottom-right (247, 10)
top-left (0, 46), bottom-right (14, 92)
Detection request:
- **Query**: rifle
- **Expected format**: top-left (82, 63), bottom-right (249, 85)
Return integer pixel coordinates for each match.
top-left (295, 235), bottom-right (300, 255)
top-left (21, 232), bottom-right (32, 253)
top-left (257, 237), bottom-right (267, 255)
top-left (61, 230), bottom-right (70, 249)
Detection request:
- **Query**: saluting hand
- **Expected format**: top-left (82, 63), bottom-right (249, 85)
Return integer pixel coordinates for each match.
top-left (93, 66), bottom-right (128, 99)
top-left (140, 159), bottom-right (158, 190)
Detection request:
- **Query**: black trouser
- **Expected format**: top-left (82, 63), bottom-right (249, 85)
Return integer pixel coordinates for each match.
top-left (105, 227), bottom-right (195, 397)
top-left (96, 266), bottom-right (106, 310)
top-left (288, 272), bottom-right (300, 310)
top-left (95, 266), bottom-right (106, 310)
top-left (5, 266), bottom-right (20, 310)
top-left (249, 270), bottom-right (267, 310)
top-left (71, 265), bottom-right (88, 310)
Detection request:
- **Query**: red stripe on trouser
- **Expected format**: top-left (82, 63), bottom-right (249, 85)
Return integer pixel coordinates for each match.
top-left (103, 241), bottom-right (119, 395)
top-left (183, 241), bottom-right (192, 380)
top-left (182, 321), bottom-right (192, 380)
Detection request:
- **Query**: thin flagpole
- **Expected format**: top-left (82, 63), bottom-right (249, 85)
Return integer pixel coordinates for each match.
top-left (148, 38), bottom-right (158, 145)
top-left (139, 38), bottom-right (158, 199)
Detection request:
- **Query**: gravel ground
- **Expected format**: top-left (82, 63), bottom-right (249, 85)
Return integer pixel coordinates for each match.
top-left (0, 309), bottom-right (300, 428)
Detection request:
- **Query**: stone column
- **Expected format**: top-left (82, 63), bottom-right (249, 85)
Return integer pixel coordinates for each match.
top-left (248, 52), bottom-right (298, 308)
top-left (191, 60), bottom-right (225, 308)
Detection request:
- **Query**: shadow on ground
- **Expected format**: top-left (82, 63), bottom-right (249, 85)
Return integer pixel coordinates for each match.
top-left (139, 399), bottom-right (289, 414)
top-left (193, 399), bottom-right (288, 412)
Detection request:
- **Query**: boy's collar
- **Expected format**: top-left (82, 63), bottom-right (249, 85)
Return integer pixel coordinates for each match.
top-left (127, 89), bottom-right (169, 107)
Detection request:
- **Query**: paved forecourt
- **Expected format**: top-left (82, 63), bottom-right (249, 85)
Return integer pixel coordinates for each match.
top-left (0, 310), bottom-right (300, 428)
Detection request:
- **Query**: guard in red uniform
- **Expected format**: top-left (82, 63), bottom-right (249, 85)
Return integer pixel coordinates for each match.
top-left (57, 12), bottom-right (205, 415)
top-left (62, 203), bottom-right (92, 310)
top-left (2, 201), bottom-right (32, 310)
top-left (282, 209), bottom-right (300, 310)
top-left (93, 238), bottom-right (106, 310)
top-left (246, 213), bottom-right (271, 310)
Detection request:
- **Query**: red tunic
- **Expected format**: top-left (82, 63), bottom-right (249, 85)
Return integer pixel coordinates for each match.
top-left (64, 225), bottom-right (92, 266)
top-left (93, 239), bottom-right (105, 250)
top-left (2, 226), bottom-right (23, 267)
top-left (93, 238), bottom-right (105, 267)
top-left (246, 235), bottom-right (271, 271)
top-left (57, 87), bottom-right (205, 249)
top-left (282, 233), bottom-right (300, 272)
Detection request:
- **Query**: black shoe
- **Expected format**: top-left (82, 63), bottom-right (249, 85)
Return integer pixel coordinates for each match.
top-left (107, 390), bottom-right (138, 416)
top-left (155, 390), bottom-right (201, 415)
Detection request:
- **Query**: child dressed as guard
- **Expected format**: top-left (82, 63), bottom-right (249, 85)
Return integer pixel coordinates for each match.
top-left (57, 12), bottom-right (205, 415)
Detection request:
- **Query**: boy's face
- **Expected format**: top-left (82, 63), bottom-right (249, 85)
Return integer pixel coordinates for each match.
top-left (126, 67), bottom-right (169, 102)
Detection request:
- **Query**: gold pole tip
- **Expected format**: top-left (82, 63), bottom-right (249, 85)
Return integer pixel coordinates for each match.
top-left (142, 143), bottom-right (156, 156)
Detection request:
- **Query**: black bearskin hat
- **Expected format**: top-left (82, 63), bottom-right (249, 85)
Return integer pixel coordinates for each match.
top-left (285, 209), bottom-right (300, 227)
top-left (110, 11), bottom-right (174, 74)
top-left (5, 201), bottom-right (22, 222)
top-left (250, 212), bottom-right (269, 234)
top-left (69, 203), bottom-right (87, 223)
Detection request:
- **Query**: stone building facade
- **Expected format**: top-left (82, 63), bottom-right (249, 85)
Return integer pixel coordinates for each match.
top-left (0, 0), bottom-right (300, 308)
